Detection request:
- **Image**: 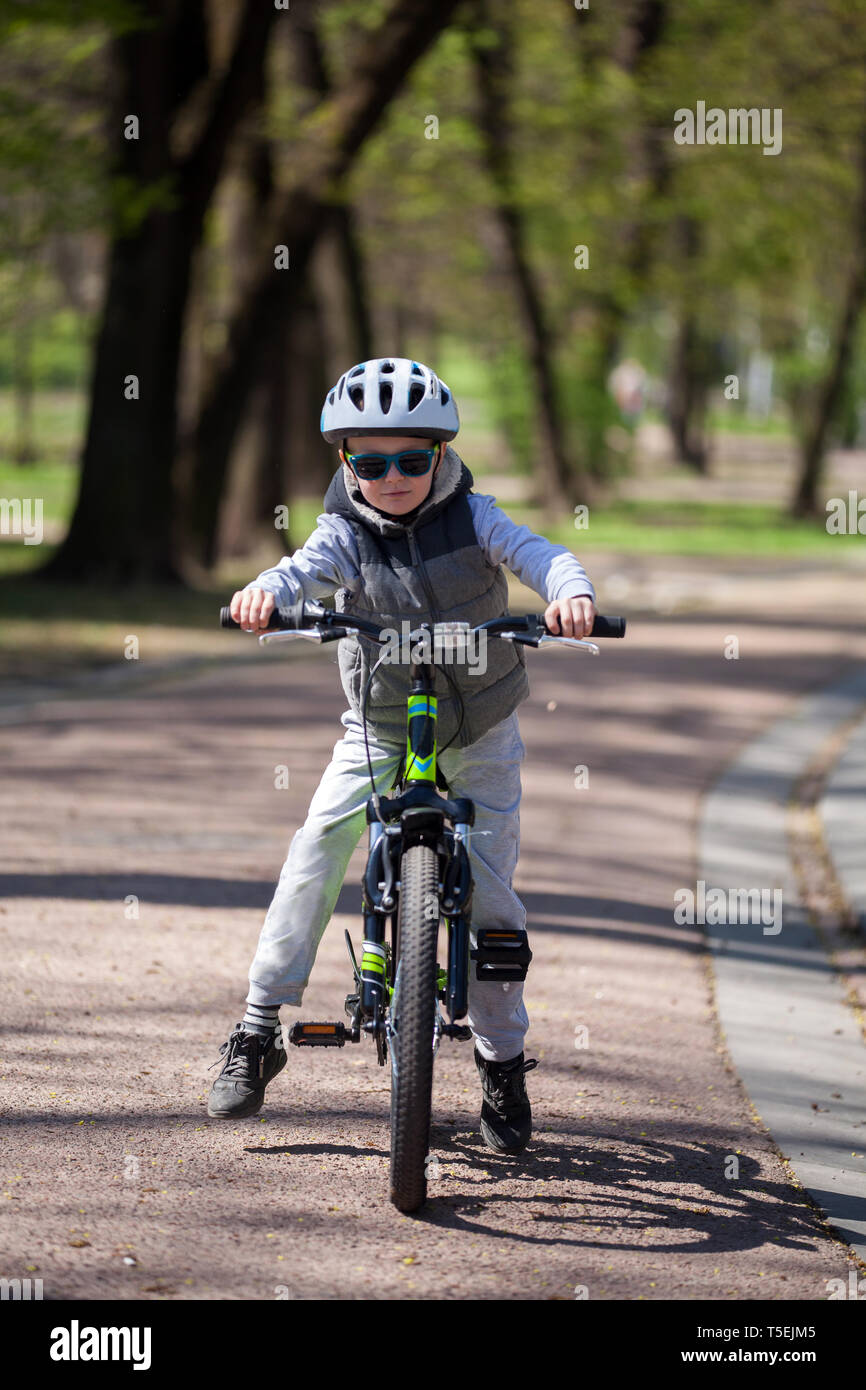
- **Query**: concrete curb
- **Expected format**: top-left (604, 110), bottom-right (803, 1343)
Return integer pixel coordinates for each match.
top-left (821, 710), bottom-right (866, 935)
top-left (699, 666), bottom-right (866, 1261)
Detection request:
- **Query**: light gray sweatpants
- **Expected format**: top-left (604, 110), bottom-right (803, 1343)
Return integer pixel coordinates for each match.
top-left (247, 707), bottom-right (530, 1062)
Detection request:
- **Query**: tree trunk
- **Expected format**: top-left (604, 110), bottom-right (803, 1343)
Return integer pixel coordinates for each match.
top-left (470, 0), bottom-right (577, 513)
top-left (187, 0), bottom-right (463, 568)
top-left (255, 316), bottom-right (292, 540)
top-left (332, 202), bottom-right (373, 362)
top-left (42, 213), bottom-right (198, 582)
top-left (217, 380), bottom-right (269, 560)
top-left (793, 102), bottom-right (866, 516)
top-left (251, 8), bottom-right (371, 542)
top-left (41, 0), bottom-right (275, 585)
top-left (12, 316), bottom-right (36, 466)
top-left (284, 280), bottom-right (335, 541)
top-left (665, 215), bottom-right (712, 474)
top-left (574, 1), bottom-right (670, 480)
top-left (215, 68), bottom-right (279, 558)
top-left (668, 310), bottom-right (710, 473)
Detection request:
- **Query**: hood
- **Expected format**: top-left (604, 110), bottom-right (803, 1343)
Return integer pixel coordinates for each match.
top-left (323, 444), bottom-right (474, 538)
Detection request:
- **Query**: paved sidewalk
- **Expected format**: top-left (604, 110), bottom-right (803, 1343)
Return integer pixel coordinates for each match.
top-left (822, 710), bottom-right (866, 935)
top-left (700, 667), bottom-right (866, 1260)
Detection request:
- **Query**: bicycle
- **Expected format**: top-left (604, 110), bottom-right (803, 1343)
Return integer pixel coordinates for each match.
top-left (220, 599), bottom-right (626, 1212)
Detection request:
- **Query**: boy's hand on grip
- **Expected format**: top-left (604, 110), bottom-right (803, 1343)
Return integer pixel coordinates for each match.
top-left (231, 587), bottom-right (275, 632)
top-left (544, 595), bottom-right (596, 639)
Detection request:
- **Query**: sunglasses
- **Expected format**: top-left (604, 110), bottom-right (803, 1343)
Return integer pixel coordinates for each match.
top-left (343, 446), bottom-right (439, 482)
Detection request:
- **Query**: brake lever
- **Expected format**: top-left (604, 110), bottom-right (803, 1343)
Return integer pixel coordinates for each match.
top-left (537, 635), bottom-right (599, 655)
top-left (259, 630), bottom-right (326, 645)
top-left (259, 626), bottom-right (352, 646)
top-left (497, 629), bottom-right (599, 655)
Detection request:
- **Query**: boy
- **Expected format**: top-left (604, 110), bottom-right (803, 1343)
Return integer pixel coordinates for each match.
top-left (208, 357), bottom-right (596, 1154)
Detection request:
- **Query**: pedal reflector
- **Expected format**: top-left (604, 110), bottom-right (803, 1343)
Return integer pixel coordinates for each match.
top-left (289, 1021), bottom-right (347, 1047)
top-left (471, 928), bottom-right (532, 982)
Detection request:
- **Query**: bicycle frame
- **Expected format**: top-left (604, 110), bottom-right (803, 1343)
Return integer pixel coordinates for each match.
top-left (358, 650), bottom-right (477, 1064)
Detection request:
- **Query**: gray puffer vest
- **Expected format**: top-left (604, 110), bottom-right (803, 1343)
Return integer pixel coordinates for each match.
top-left (323, 445), bottom-right (530, 748)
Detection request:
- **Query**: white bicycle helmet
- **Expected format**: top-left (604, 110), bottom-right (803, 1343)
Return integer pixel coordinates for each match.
top-left (320, 357), bottom-right (460, 443)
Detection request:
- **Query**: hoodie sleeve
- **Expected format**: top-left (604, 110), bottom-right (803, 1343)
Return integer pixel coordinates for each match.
top-left (243, 514), bottom-right (362, 606)
top-left (468, 494), bottom-right (596, 603)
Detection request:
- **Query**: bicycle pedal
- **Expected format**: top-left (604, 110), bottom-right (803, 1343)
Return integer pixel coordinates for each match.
top-left (442, 1024), bottom-right (473, 1041)
top-left (471, 927), bottom-right (533, 982)
top-left (289, 1021), bottom-right (348, 1048)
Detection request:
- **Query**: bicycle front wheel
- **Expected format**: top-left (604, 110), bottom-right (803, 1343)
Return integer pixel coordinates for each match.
top-left (389, 843), bottom-right (439, 1214)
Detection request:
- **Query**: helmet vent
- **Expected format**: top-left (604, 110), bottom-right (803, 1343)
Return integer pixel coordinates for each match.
top-left (380, 361), bottom-right (395, 374)
top-left (337, 379), bottom-right (344, 399)
top-left (440, 387), bottom-right (450, 404)
top-left (348, 365), bottom-right (365, 379)
top-left (408, 382), bottom-right (425, 411)
top-left (348, 385), bottom-right (365, 409)
top-left (411, 362), bottom-right (424, 377)
top-left (379, 382), bottom-right (393, 413)
top-left (328, 391), bottom-right (335, 405)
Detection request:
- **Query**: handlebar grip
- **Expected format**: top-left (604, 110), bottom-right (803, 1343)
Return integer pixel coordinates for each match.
top-left (219, 599), bottom-right (307, 631)
top-left (590, 615), bottom-right (626, 639)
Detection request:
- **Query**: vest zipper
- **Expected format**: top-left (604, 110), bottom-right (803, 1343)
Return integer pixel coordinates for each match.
top-left (405, 525), bottom-right (442, 624)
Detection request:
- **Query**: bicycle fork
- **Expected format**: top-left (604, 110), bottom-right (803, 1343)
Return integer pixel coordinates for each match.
top-left (360, 817), bottom-right (475, 1029)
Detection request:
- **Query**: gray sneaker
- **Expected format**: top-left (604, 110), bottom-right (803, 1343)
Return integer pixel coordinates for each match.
top-left (207, 1023), bottom-right (287, 1119)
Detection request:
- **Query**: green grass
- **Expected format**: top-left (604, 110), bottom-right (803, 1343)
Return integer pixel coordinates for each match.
top-left (0, 390), bottom-right (86, 464)
top-left (0, 551), bottom-right (266, 680)
top-left (0, 457), bottom-right (79, 529)
top-left (640, 404), bottom-right (795, 439)
top-left (704, 407), bottom-right (794, 438)
top-left (509, 499), bottom-right (858, 557)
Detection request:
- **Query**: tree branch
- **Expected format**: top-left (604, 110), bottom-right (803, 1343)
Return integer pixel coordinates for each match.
top-left (180, 0), bottom-right (280, 220)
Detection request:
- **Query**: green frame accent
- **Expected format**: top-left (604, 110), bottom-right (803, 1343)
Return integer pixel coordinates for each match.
top-left (405, 693), bottom-right (438, 784)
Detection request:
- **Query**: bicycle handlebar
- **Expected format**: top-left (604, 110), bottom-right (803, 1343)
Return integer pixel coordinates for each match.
top-left (219, 602), bottom-right (626, 640)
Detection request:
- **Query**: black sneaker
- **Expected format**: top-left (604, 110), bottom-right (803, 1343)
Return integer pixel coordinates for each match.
top-left (474, 1045), bottom-right (538, 1154)
top-left (207, 1023), bottom-right (286, 1119)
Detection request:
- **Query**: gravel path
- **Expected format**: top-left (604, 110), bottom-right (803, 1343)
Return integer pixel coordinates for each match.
top-left (2, 609), bottom-right (865, 1301)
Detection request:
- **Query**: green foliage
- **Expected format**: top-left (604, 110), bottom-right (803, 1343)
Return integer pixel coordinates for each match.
top-left (0, 311), bottom-right (91, 389)
top-left (333, 0), bottom-right (866, 490)
top-left (4, 0), bottom-right (866, 564)
top-left (0, 8), bottom-right (121, 403)
top-left (0, 18), bottom-right (112, 248)
top-left (485, 342), bottom-right (535, 473)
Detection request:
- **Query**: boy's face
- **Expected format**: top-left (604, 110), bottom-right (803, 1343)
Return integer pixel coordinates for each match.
top-left (341, 435), bottom-right (443, 516)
